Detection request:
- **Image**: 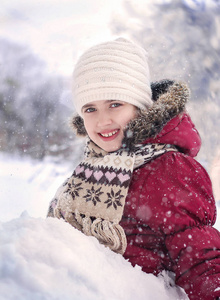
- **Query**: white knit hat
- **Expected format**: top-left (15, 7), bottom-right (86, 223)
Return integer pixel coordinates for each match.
top-left (72, 38), bottom-right (152, 116)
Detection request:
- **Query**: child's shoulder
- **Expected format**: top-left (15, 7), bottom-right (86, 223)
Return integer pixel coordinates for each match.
top-left (140, 150), bottom-right (211, 183)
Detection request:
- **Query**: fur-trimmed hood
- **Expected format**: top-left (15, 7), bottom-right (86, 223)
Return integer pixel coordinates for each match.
top-left (71, 80), bottom-right (201, 157)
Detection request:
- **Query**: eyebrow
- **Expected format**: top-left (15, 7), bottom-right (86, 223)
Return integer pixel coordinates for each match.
top-left (82, 100), bottom-right (115, 110)
top-left (82, 103), bottom-right (95, 109)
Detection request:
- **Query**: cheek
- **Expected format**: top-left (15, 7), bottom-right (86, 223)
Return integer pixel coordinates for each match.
top-left (83, 115), bottom-right (91, 127)
top-left (83, 118), bottom-right (92, 136)
top-left (132, 107), bottom-right (138, 119)
top-left (123, 108), bottom-right (137, 126)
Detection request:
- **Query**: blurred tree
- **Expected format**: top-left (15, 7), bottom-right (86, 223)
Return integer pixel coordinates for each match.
top-left (0, 38), bottom-right (76, 160)
top-left (110, 0), bottom-right (220, 166)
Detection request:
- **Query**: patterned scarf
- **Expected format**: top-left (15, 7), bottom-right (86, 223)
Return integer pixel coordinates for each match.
top-left (51, 140), bottom-right (177, 254)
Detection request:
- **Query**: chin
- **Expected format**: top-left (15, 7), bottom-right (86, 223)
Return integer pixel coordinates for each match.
top-left (101, 144), bottom-right (121, 153)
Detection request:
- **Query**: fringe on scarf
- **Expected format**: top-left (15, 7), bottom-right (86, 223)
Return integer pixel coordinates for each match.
top-left (63, 208), bottom-right (127, 254)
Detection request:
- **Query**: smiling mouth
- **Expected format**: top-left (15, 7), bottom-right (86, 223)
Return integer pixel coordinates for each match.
top-left (99, 130), bottom-right (119, 137)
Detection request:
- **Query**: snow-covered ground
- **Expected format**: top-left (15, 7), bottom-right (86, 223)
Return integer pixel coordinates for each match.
top-left (0, 153), bottom-right (73, 222)
top-left (0, 152), bottom-right (219, 300)
top-left (0, 214), bottom-right (188, 300)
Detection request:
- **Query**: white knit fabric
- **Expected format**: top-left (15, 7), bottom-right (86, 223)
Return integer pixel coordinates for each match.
top-left (72, 38), bottom-right (152, 116)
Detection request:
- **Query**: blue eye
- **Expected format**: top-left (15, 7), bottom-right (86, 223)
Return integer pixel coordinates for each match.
top-left (84, 107), bottom-right (96, 113)
top-left (110, 102), bottom-right (122, 108)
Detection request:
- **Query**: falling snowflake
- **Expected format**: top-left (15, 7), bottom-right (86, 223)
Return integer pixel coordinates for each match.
top-left (83, 186), bottom-right (103, 205)
top-left (104, 189), bottom-right (123, 210)
top-left (64, 179), bottom-right (83, 200)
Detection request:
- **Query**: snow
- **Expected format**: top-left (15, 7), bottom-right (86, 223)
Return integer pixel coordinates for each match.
top-left (0, 152), bottom-right (219, 300)
top-left (211, 149), bottom-right (220, 203)
top-left (0, 154), bottom-right (72, 222)
top-left (0, 214), bottom-right (187, 300)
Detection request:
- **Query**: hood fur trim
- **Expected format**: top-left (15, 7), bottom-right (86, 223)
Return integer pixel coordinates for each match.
top-left (70, 81), bottom-right (190, 148)
top-left (71, 114), bottom-right (87, 136)
top-left (123, 81), bottom-right (190, 150)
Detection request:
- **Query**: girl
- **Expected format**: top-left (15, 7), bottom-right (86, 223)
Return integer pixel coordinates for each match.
top-left (47, 38), bottom-right (220, 299)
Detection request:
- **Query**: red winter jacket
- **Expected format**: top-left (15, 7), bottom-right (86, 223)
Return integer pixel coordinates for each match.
top-left (121, 108), bottom-right (220, 299)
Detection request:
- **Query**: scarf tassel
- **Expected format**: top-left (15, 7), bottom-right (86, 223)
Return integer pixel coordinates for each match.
top-left (75, 210), bottom-right (127, 254)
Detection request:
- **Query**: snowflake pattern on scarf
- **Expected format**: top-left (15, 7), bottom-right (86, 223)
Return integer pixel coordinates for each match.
top-left (105, 189), bottom-right (123, 210)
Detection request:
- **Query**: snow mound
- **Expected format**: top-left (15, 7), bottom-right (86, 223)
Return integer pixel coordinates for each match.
top-left (0, 214), bottom-right (188, 300)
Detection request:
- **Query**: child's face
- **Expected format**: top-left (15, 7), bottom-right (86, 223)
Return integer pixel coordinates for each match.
top-left (82, 100), bottom-right (137, 152)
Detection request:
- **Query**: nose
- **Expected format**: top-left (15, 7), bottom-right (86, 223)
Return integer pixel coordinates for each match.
top-left (97, 111), bottom-right (113, 127)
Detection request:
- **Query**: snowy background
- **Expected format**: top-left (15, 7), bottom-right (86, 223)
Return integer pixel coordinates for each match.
top-left (0, 0), bottom-right (220, 299)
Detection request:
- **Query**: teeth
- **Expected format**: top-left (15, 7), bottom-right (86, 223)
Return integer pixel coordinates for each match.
top-left (101, 130), bottom-right (118, 137)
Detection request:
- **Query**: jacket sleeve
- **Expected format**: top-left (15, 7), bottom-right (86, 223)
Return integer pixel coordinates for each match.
top-left (140, 152), bottom-right (220, 300)
top-left (46, 178), bottom-right (69, 218)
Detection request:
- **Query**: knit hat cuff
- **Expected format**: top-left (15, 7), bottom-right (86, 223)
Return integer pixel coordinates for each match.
top-left (75, 89), bottom-right (152, 116)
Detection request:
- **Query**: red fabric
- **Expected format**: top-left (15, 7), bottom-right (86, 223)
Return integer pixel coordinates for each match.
top-left (121, 112), bottom-right (220, 299)
top-left (144, 112), bottom-right (202, 157)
